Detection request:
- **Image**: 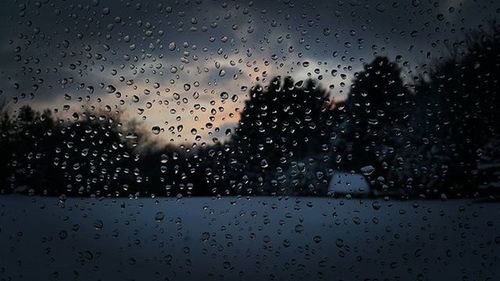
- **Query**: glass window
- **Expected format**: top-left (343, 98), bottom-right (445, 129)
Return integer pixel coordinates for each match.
top-left (1, 0), bottom-right (499, 280)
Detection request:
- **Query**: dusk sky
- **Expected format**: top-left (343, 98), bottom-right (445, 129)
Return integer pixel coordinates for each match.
top-left (0, 0), bottom-right (498, 144)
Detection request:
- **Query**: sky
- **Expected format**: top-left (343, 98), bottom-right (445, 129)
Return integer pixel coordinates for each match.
top-left (0, 0), bottom-right (498, 145)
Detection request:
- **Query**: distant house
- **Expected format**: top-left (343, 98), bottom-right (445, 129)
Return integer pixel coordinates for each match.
top-left (328, 172), bottom-right (371, 197)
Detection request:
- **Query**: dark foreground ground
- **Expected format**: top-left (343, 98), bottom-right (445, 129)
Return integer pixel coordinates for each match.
top-left (1, 196), bottom-right (499, 281)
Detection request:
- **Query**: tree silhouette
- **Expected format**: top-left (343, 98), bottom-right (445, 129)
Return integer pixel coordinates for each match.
top-left (421, 22), bottom-right (500, 195)
top-left (230, 76), bottom-right (334, 195)
top-left (0, 101), bottom-right (14, 193)
top-left (0, 106), bottom-right (145, 197)
top-left (342, 56), bottom-right (412, 193)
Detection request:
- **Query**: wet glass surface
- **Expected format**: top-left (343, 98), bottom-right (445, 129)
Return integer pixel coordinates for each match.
top-left (0, 0), bottom-right (499, 280)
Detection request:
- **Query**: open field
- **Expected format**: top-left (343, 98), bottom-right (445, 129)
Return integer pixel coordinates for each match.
top-left (1, 196), bottom-right (499, 280)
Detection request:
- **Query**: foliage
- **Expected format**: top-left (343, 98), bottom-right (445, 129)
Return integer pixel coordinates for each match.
top-left (1, 24), bottom-right (499, 198)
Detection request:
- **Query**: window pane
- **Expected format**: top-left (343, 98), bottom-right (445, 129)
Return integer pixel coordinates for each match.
top-left (1, 0), bottom-right (499, 280)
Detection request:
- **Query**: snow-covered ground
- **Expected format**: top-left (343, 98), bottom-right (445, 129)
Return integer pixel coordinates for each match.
top-left (1, 196), bottom-right (499, 280)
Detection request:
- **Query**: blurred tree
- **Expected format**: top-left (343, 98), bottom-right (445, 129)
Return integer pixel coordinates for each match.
top-left (424, 22), bottom-right (500, 195)
top-left (343, 56), bottom-right (412, 194)
top-left (230, 76), bottom-right (334, 195)
top-left (0, 100), bottom-right (14, 193)
top-left (0, 106), bottom-right (145, 197)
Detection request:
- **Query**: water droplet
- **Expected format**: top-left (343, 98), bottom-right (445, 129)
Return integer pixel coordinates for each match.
top-left (152, 126), bottom-right (161, 135)
top-left (106, 85), bottom-right (116, 93)
top-left (154, 211), bottom-right (165, 222)
top-left (360, 165), bottom-right (375, 176)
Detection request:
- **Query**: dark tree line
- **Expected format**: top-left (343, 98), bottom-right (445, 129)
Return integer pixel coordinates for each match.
top-left (412, 22), bottom-right (500, 197)
top-left (0, 106), bottom-right (144, 196)
top-left (1, 23), bottom-right (499, 198)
